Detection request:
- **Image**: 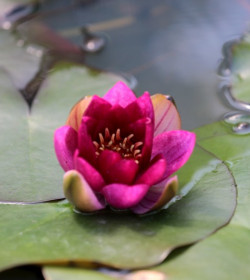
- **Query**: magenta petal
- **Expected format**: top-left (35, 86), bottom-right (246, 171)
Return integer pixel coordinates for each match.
top-left (97, 150), bottom-right (122, 182)
top-left (103, 81), bottom-right (136, 107)
top-left (136, 155), bottom-right (166, 186)
top-left (131, 176), bottom-right (178, 214)
top-left (152, 130), bottom-right (196, 178)
top-left (63, 170), bottom-right (106, 212)
top-left (54, 125), bottom-right (77, 171)
top-left (98, 150), bottom-right (122, 174)
top-left (98, 151), bottom-right (139, 184)
top-left (74, 153), bottom-right (105, 191)
top-left (137, 92), bottom-right (154, 123)
top-left (128, 117), bottom-right (154, 167)
top-left (140, 118), bottom-right (154, 167)
top-left (105, 159), bottom-right (139, 185)
top-left (102, 183), bottom-right (150, 209)
top-left (78, 116), bottom-right (97, 165)
top-left (84, 95), bottom-right (111, 120)
top-left (108, 104), bottom-right (130, 129)
top-left (125, 92), bottom-right (154, 123)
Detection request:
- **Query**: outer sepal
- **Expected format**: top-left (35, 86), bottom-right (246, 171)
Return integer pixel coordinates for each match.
top-left (66, 96), bottom-right (92, 131)
top-left (151, 94), bottom-right (181, 136)
top-left (63, 170), bottom-right (106, 212)
top-left (131, 176), bottom-right (178, 214)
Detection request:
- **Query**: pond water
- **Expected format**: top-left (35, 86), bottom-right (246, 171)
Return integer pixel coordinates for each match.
top-left (36, 0), bottom-right (250, 129)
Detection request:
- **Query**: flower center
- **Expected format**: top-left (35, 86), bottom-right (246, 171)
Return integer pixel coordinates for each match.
top-left (93, 128), bottom-right (143, 164)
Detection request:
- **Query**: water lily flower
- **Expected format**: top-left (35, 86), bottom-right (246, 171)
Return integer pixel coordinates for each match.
top-left (54, 81), bottom-right (195, 214)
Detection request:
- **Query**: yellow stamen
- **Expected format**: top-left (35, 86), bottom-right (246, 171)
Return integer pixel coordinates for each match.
top-left (93, 141), bottom-right (99, 149)
top-left (116, 129), bottom-right (121, 141)
top-left (134, 149), bottom-right (141, 156)
top-left (127, 134), bottom-right (134, 141)
top-left (134, 142), bottom-right (143, 149)
top-left (111, 133), bottom-right (115, 143)
top-left (99, 133), bottom-right (105, 144)
top-left (105, 127), bottom-right (110, 139)
top-left (93, 128), bottom-right (143, 163)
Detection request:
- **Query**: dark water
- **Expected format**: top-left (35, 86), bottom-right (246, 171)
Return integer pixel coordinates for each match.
top-left (37, 0), bottom-right (250, 129)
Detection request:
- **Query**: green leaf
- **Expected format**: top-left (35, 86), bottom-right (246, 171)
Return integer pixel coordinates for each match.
top-left (229, 34), bottom-right (250, 103)
top-left (0, 143), bottom-right (236, 270)
top-left (43, 267), bottom-right (115, 280)
top-left (0, 60), bottom-right (127, 202)
top-left (0, 29), bottom-right (43, 89)
top-left (153, 121), bottom-right (250, 279)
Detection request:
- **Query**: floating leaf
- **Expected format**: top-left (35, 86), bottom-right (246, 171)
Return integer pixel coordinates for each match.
top-left (0, 143), bottom-right (236, 270)
top-left (225, 33), bottom-right (250, 104)
top-left (0, 63), bottom-right (127, 202)
top-left (0, 29), bottom-right (43, 89)
top-left (153, 121), bottom-right (250, 279)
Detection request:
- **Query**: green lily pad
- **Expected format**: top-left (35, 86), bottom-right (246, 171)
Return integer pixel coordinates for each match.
top-left (0, 63), bottom-right (127, 202)
top-left (228, 33), bottom-right (250, 103)
top-left (43, 267), bottom-right (115, 280)
top-left (0, 29), bottom-right (43, 89)
top-left (153, 121), bottom-right (250, 279)
top-left (0, 142), bottom-right (236, 270)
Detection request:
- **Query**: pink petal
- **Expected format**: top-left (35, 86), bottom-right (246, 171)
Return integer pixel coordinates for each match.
top-left (97, 150), bottom-right (122, 178)
top-left (135, 155), bottom-right (166, 186)
top-left (108, 104), bottom-right (130, 130)
top-left (127, 117), bottom-right (154, 167)
top-left (105, 159), bottom-right (139, 185)
top-left (78, 116), bottom-right (97, 165)
top-left (137, 92), bottom-right (155, 123)
top-left (152, 130), bottom-right (196, 179)
top-left (98, 150), bottom-right (139, 184)
top-left (131, 176), bottom-right (178, 214)
top-left (54, 126), bottom-right (77, 171)
top-left (102, 183), bottom-right (150, 209)
top-left (151, 94), bottom-right (181, 137)
top-left (125, 92), bottom-right (154, 123)
top-left (140, 118), bottom-right (154, 167)
top-left (103, 81), bottom-right (136, 107)
top-left (74, 152), bottom-right (105, 192)
top-left (63, 170), bottom-right (106, 212)
top-left (84, 95), bottom-right (112, 120)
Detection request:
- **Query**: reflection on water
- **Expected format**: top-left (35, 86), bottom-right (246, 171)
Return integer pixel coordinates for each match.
top-left (37, 0), bottom-right (250, 129)
top-left (224, 111), bottom-right (250, 135)
top-left (2, 0), bottom-right (250, 129)
top-left (0, 1), bottom-right (39, 30)
top-left (220, 84), bottom-right (250, 111)
top-left (81, 26), bottom-right (106, 53)
top-left (218, 34), bottom-right (250, 135)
